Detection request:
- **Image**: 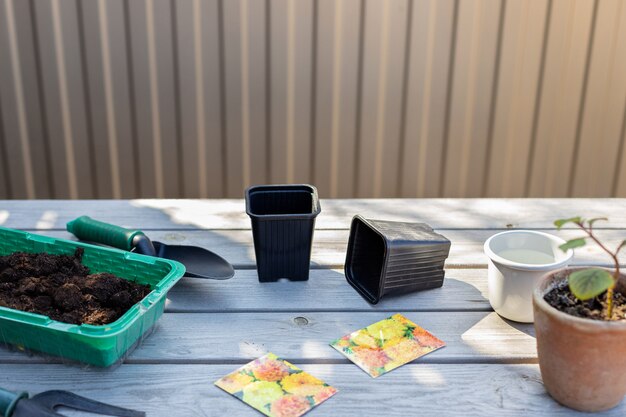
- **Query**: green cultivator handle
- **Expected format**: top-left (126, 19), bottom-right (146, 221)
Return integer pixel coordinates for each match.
top-left (0, 388), bottom-right (27, 417)
top-left (66, 216), bottom-right (156, 256)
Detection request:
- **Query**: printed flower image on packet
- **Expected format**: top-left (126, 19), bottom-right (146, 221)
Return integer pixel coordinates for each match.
top-left (215, 352), bottom-right (337, 417)
top-left (330, 313), bottom-right (445, 378)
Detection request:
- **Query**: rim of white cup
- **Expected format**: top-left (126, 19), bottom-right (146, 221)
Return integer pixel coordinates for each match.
top-left (484, 230), bottom-right (574, 271)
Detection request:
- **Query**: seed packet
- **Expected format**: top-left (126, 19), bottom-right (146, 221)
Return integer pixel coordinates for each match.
top-left (330, 313), bottom-right (445, 378)
top-left (215, 352), bottom-right (337, 417)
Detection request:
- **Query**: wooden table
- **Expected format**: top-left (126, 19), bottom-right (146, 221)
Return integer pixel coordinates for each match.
top-left (1, 199), bottom-right (625, 416)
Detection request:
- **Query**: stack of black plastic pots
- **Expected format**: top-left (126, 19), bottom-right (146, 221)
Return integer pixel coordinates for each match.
top-left (344, 216), bottom-right (451, 304)
top-left (245, 184), bottom-right (451, 305)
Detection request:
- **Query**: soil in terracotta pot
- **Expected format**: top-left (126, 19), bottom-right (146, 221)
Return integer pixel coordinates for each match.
top-left (0, 249), bottom-right (151, 325)
top-left (544, 280), bottom-right (626, 321)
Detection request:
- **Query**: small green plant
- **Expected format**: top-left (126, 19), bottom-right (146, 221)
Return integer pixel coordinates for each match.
top-left (555, 217), bottom-right (625, 319)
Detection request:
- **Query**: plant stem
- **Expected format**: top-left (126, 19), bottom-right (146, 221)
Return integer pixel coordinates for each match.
top-left (577, 222), bottom-right (618, 319)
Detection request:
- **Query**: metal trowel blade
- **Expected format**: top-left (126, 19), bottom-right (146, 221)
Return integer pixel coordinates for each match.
top-left (153, 241), bottom-right (235, 280)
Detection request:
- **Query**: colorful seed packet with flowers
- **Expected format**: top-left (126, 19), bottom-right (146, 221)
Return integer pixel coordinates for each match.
top-left (330, 313), bottom-right (445, 378)
top-left (215, 352), bottom-right (337, 417)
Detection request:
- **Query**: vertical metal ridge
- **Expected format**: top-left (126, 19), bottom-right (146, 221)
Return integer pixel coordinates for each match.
top-left (352, 0), bottom-right (366, 197)
top-left (396, 0), bottom-right (413, 197)
top-left (499, 0), bottom-right (529, 197)
top-left (193, 0), bottom-right (207, 198)
top-left (567, 0), bottom-right (599, 197)
top-left (438, 0), bottom-right (460, 197)
top-left (524, 0), bottom-right (552, 197)
top-left (145, 0), bottom-right (164, 197)
top-left (482, 0), bottom-right (507, 197)
top-left (543, 0), bottom-right (576, 197)
top-left (586, 0), bottom-right (622, 196)
top-left (265, 0), bottom-right (272, 184)
top-left (329, 0), bottom-right (343, 198)
top-left (217, 0), bottom-right (227, 196)
top-left (6, 0), bottom-right (36, 198)
top-left (123, 0), bottom-right (141, 197)
top-left (97, 0), bottom-right (121, 198)
top-left (76, 0), bottom-right (98, 198)
top-left (51, 0), bottom-right (79, 199)
top-left (0, 94), bottom-right (12, 198)
top-left (416, 0), bottom-right (438, 197)
top-left (457, 0), bottom-right (483, 197)
top-left (610, 0), bottom-right (626, 197)
top-left (600, 2), bottom-right (624, 195)
top-left (170, 0), bottom-right (184, 197)
top-left (308, 0), bottom-right (318, 186)
top-left (372, 0), bottom-right (390, 198)
top-left (240, 0), bottom-right (251, 189)
top-left (29, 0), bottom-right (55, 198)
top-left (285, 0), bottom-right (295, 183)
top-left (611, 93), bottom-right (626, 196)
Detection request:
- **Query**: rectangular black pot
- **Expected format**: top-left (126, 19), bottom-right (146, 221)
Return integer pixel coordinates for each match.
top-left (245, 184), bottom-right (321, 282)
top-left (345, 215), bottom-right (451, 303)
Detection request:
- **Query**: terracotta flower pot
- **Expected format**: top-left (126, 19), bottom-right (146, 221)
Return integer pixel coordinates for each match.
top-left (533, 268), bottom-right (626, 412)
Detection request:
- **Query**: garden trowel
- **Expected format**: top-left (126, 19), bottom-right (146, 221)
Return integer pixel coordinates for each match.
top-left (0, 387), bottom-right (145, 417)
top-left (66, 216), bottom-right (234, 280)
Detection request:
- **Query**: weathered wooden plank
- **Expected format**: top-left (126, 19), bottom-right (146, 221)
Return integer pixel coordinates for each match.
top-left (164, 269), bottom-right (488, 312)
top-left (0, 311), bottom-right (535, 364)
top-left (7, 309), bottom-right (506, 361)
top-left (1, 364), bottom-right (623, 416)
top-left (22, 228), bottom-right (626, 269)
top-left (1, 199), bottom-right (625, 230)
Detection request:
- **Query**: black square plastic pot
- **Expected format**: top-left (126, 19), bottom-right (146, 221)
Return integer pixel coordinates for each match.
top-left (345, 215), bottom-right (451, 304)
top-left (245, 184), bottom-right (321, 282)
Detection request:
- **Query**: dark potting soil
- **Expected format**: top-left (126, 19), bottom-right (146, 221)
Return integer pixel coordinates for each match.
top-left (544, 280), bottom-right (626, 321)
top-left (0, 249), bottom-right (151, 325)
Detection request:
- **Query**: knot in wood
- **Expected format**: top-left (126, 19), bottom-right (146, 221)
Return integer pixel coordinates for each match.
top-left (293, 316), bottom-right (309, 326)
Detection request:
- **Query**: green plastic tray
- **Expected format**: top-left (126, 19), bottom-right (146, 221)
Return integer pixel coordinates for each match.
top-left (0, 226), bottom-right (185, 367)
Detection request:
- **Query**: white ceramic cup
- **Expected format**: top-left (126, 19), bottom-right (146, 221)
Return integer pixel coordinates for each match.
top-left (484, 230), bottom-right (574, 323)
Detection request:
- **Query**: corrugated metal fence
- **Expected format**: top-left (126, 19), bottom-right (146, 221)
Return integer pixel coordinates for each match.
top-left (0, 0), bottom-right (625, 199)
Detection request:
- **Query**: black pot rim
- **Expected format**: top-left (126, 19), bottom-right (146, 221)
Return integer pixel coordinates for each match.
top-left (245, 184), bottom-right (321, 220)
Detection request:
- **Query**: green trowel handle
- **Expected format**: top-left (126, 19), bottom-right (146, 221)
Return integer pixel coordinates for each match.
top-left (0, 388), bottom-right (27, 417)
top-left (66, 216), bottom-right (146, 252)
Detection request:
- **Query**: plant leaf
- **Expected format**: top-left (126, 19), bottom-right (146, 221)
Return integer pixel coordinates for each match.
top-left (554, 217), bottom-right (582, 229)
top-left (568, 269), bottom-right (614, 301)
top-left (558, 238), bottom-right (586, 252)
top-left (587, 217), bottom-right (608, 228)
